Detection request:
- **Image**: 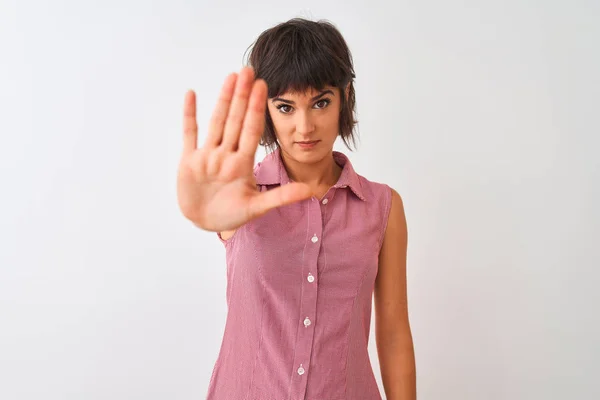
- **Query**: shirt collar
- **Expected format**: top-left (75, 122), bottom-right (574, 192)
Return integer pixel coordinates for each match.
top-left (254, 147), bottom-right (366, 202)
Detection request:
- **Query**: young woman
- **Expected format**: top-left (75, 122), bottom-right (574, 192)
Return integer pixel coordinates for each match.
top-left (178, 18), bottom-right (416, 400)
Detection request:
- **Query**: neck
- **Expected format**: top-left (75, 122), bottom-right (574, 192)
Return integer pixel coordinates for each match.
top-left (279, 147), bottom-right (342, 187)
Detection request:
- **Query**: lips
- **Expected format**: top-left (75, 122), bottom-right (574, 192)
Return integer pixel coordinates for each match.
top-left (295, 140), bottom-right (320, 149)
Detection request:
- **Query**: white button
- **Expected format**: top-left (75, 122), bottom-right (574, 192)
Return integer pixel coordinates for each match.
top-left (304, 317), bottom-right (311, 327)
top-left (307, 273), bottom-right (315, 283)
top-left (322, 198), bottom-right (328, 204)
top-left (311, 234), bottom-right (318, 243)
top-left (297, 365), bottom-right (305, 375)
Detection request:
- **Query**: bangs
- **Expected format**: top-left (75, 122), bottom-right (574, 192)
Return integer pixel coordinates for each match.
top-left (246, 22), bottom-right (350, 98)
top-left (263, 42), bottom-right (342, 98)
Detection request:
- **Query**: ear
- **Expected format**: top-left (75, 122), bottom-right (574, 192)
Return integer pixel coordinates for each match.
top-left (344, 82), bottom-right (350, 99)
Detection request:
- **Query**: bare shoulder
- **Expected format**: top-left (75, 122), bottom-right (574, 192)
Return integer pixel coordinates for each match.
top-left (375, 187), bottom-right (408, 304)
top-left (389, 187), bottom-right (405, 218)
top-left (382, 187), bottom-right (407, 249)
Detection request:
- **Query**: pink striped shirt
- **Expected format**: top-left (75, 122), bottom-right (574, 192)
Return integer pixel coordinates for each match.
top-left (206, 147), bottom-right (392, 400)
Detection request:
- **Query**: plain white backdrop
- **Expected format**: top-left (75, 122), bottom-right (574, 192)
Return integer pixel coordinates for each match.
top-left (1, 0), bottom-right (598, 399)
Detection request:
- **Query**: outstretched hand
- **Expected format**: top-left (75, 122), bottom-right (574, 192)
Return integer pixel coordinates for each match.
top-left (177, 67), bottom-right (314, 232)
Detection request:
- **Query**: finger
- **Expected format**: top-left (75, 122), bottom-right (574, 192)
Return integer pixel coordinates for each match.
top-left (238, 78), bottom-right (268, 158)
top-left (247, 183), bottom-right (314, 219)
top-left (182, 90), bottom-right (198, 155)
top-left (221, 67), bottom-right (255, 150)
top-left (188, 147), bottom-right (207, 180)
top-left (205, 73), bottom-right (238, 149)
top-left (205, 147), bottom-right (227, 178)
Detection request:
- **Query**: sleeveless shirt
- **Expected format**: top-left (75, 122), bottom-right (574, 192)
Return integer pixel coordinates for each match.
top-left (206, 147), bottom-right (393, 400)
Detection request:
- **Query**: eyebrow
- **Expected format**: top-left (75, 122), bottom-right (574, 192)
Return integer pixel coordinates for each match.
top-left (271, 89), bottom-right (334, 104)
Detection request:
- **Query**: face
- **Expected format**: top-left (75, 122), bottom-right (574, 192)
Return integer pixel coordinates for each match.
top-left (267, 85), bottom-right (346, 164)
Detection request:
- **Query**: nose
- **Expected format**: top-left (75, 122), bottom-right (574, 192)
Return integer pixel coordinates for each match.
top-left (295, 111), bottom-right (315, 135)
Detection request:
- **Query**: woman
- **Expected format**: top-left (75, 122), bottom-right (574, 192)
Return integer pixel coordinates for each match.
top-left (178, 18), bottom-right (416, 400)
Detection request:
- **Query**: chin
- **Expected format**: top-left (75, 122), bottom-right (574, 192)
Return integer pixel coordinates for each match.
top-left (293, 147), bottom-right (329, 163)
top-left (280, 141), bottom-right (332, 162)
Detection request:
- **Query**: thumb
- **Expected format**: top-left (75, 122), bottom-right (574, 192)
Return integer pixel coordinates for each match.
top-left (247, 182), bottom-right (314, 219)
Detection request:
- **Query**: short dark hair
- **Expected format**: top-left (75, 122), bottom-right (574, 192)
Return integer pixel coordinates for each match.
top-left (243, 18), bottom-right (358, 153)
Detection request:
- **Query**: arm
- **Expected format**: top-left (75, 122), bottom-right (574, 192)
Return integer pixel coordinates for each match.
top-left (374, 188), bottom-right (416, 400)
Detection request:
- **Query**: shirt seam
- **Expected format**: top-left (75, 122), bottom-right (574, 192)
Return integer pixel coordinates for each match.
top-left (343, 260), bottom-right (373, 399)
top-left (246, 217), bottom-right (266, 398)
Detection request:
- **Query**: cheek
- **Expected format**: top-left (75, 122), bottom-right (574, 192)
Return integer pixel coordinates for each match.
top-left (269, 112), bottom-right (293, 135)
top-left (321, 110), bottom-right (340, 134)
top-left (326, 111), bottom-right (340, 127)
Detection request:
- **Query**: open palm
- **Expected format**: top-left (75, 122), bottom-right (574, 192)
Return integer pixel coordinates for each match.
top-left (177, 67), bottom-right (313, 232)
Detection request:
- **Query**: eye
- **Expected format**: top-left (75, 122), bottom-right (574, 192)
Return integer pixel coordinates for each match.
top-left (276, 104), bottom-right (293, 114)
top-left (315, 98), bottom-right (331, 109)
top-left (275, 98), bottom-right (332, 114)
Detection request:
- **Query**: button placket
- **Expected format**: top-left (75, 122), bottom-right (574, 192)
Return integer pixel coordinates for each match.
top-left (289, 198), bottom-right (322, 400)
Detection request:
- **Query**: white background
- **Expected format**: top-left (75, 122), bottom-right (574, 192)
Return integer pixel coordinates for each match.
top-left (1, 0), bottom-right (598, 399)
